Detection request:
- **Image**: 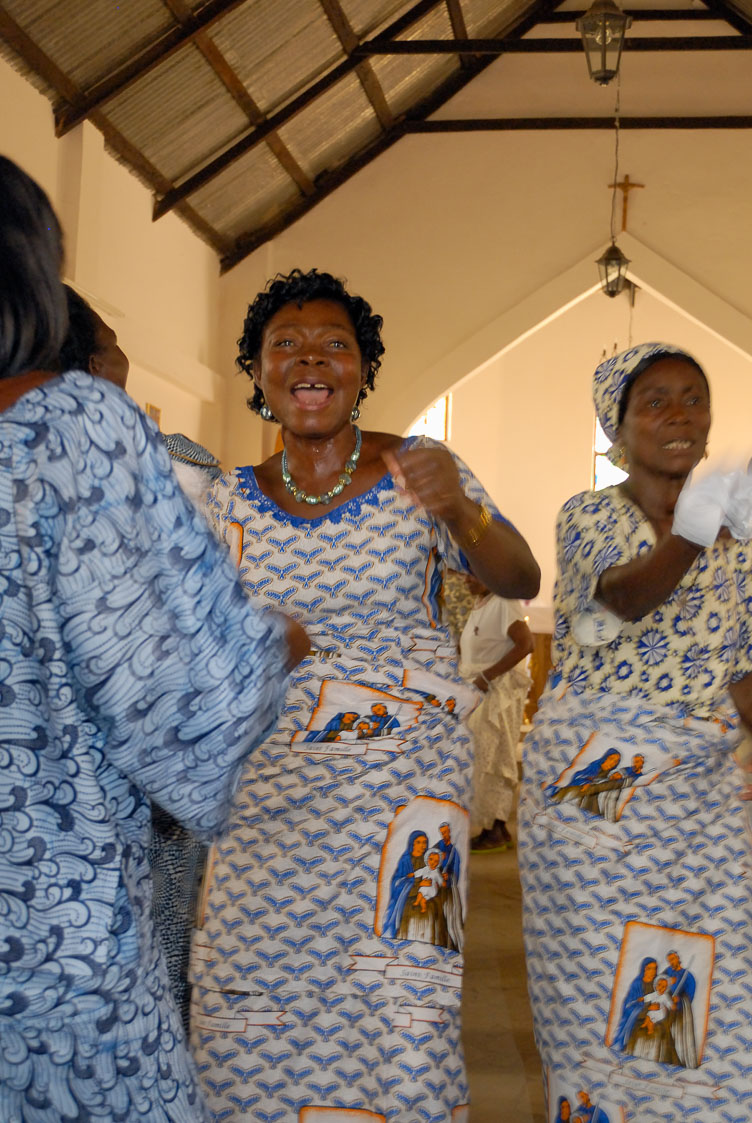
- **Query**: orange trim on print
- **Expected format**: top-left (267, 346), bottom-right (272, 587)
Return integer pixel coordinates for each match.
top-left (541, 732), bottom-right (596, 791)
top-left (299, 1110), bottom-right (386, 1122)
top-left (420, 543), bottom-right (440, 629)
top-left (604, 919), bottom-right (715, 1062)
top-left (302, 678), bottom-right (422, 736)
top-left (225, 521), bottom-right (243, 569)
top-left (373, 794), bottom-right (467, 937)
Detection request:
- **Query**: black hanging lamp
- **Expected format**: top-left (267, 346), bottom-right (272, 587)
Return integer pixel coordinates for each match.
top-left (577, 0), bottom-right (632, 86)
top-left (596, 242), bottom-right (630, 297)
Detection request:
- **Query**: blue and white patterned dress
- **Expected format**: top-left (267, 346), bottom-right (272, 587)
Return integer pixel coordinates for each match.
top-left (0, 372), bottom-right (290, 1123)
top-left (190, 437), bottom-right (506, 1123)
top-left (519, 485), bottom-right (752, 1122)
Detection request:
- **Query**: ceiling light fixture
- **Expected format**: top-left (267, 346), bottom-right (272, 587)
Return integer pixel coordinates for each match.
top-left (577, 0), bottom-right (632, 86)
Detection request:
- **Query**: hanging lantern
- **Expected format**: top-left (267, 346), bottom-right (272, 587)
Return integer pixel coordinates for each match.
top-left (577, 0), bottom-right (632, 86)
top-left (596, 241), bottom-right (630, 297)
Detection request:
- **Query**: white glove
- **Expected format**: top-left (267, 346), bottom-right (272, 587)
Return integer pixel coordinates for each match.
top-left (725, 467), bottom-right (752, 541)
top-left (571, 604), bottom-right (622, 646)
top-left (672, 470), bottom-right (734, 547)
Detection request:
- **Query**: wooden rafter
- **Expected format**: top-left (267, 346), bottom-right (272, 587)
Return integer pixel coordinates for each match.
top-left (152, 0), bottom-right (448, 219)
top-left (444, 0), bottom-right (473, 69)
top-left (542, 8), bottom-right (733, 20)
top-left (317, 0), bottom-right (393, 130)
top-left (161, 0), bottom-right (314, 197)
top-left (54, 0), bottom-right (247, 136)
top-left (219, 0), bottom-right (568, 270)
top-left (701, 0), bottom-right (752, 34)
top-left (0, 5), bottom-right (230, 255)
top-left (353, 35), bottom-right (752, 55)
top-left (405, 115), bottom-right (752, 131)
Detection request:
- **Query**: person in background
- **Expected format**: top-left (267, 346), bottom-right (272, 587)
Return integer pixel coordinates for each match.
top-left (519, 342), bottom-right (752, 1122)
top-left (59, 282), bottom-right (129, 388)
top-left (442, 566), bottom-right (477, 644)
top-left (0, 154), bottom-right (307, 1123)
top-left (459, 576), bottom-right (533, 851)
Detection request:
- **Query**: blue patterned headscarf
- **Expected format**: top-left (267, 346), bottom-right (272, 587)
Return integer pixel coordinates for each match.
top-left (592, 343), bottom-right (702, 464)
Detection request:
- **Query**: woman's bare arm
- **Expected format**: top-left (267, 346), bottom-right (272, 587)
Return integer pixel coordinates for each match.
top-left (596, 533), bottom-right (702, 621)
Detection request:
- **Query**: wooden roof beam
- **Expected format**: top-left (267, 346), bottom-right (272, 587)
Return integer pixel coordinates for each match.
top-left (220, 0), bottom-right (568, 269)
top-left (55, 0), bottom-right (247, 136)
top-left (317, 0), bottom-right (394, 130)
top-left (541, 8), bottom-right (734, 19)
top-left (444, 0), bottom-right (474, 69)
top-left (152, 0), bottom-right (447, 219)
top-left (353, 35), bottom-right (752, 55)
top-left (700, 0), bottom-right (752, 34)
top-left (162, 0), bottom-right (314, 196)
top-left (405, 115), bottom-right (752, 130)
top-left (0, 5), bottom-right (229, 253)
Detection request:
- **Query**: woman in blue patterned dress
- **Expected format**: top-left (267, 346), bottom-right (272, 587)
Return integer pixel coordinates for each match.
top-left (0, 156), bottom-right (307, 1123)
top-left (518, 343), bottom-right (752, 1122)
top-left (190, 268), bottom-right (540, 1122)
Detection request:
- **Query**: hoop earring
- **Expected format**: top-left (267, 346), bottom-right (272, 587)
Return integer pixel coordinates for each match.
top-left (615, 444), bottom-right (629, 471)
top-left (703, 445), bottom-right (709, 460)
top-left (260, 403), bottom-right (275, 422)
top-left (350, 405), bottom-right (360, 422)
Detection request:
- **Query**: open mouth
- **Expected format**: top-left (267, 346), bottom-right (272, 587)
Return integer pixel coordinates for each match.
top-left (291, 381), bottom-right (333, 408)
top-left (662, 439), bottom-right (692, 450)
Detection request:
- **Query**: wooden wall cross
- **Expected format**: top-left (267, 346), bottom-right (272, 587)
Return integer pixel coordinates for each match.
top-left (609, 174), bottom-right (645, 232)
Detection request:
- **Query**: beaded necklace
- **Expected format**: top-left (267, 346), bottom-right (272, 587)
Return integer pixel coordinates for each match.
top-left (281, 426), bottom-right (362, 506)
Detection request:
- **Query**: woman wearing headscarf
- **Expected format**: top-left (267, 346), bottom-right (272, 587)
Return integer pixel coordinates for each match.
top-left (519, 343), bottom-right (752, 1121)
top-left (189, 267), bottom-right (540, 1122)
top-left (0, 155), bottom-right (306, 1123)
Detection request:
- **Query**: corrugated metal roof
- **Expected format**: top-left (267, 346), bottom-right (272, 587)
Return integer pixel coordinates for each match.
top-left (339, 0), bottom-right (416, 39)
top-left (372, 4), bottom-right (459, 117)
top-left (1, 0), bottom-right (747, 271)
top-left (105, 45), bottom-right (249, 183)
top-left (190, 141), bottom-right (302, 241)
top-left (463, 0), bottom-right (537, 36)
top-left (2, 0), bottom-right (172, 91)
top-left (209, 0), bottom-right (344, 115)
top-left (278, 73), bottom-right (382, 180)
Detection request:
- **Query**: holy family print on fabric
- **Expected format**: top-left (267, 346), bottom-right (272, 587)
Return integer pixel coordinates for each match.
top-left (296, 672), bottom-right (469, 757)
top-left (545, 922), bottom-right (711, 1122)
top-left (544, 730), bottom-right (681, 828)
top-left (529, 703), bottom-right (743, 1123)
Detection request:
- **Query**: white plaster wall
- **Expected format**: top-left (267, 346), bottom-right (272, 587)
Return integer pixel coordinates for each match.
top-left (0, 55), bottom-right (224, 456)
top-left (218, 122), bottom-right (752, 463)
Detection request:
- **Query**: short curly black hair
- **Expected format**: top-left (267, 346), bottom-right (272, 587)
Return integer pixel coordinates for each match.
top-left (237, 268), bottom-right (385, 416)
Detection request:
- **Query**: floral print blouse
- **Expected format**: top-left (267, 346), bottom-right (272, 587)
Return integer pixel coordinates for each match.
top-left (552, 485), bottom-right (752, 719)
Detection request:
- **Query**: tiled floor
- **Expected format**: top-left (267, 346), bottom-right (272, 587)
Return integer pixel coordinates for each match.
top-left (462, 842), bottom-right (545, 1123)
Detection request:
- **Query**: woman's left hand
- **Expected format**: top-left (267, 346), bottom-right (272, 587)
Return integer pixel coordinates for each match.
top-left (382, 444), bottom-right (541, 603)
top-left (473, 674), bottom-right (489, 693)
top-left (382, 446), bottom-right (466, 522)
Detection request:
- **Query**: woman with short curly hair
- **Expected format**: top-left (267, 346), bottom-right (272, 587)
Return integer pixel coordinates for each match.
top-left (190, 267), bottom-right (540, 1122)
